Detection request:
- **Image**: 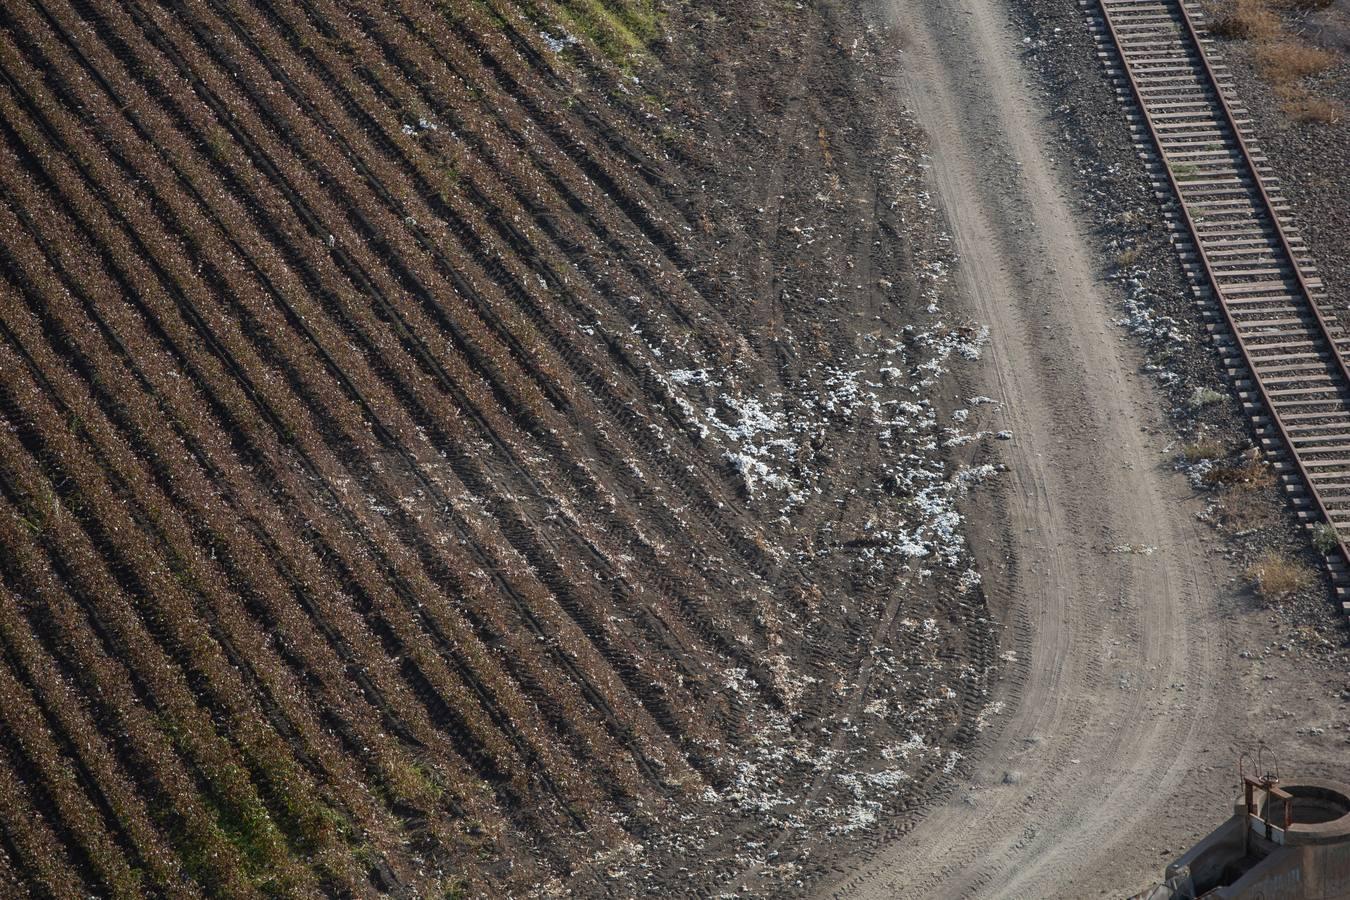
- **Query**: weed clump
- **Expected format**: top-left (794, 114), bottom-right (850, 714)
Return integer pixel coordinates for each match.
top-left (1182, 438), bottom-right (1226, 462)
top-left (1204, 0), bottom-right (1344, 123)
top-left (1254, 41), bottom-right (1337, 84)
top-left (1203, 455), bottom-right (1273, 488)
top-left (1247, 552), bottom-right (1314, 601)
top-left (1209, 0), bottom-right (1280, 40)
top-left (1189, 386), bottom-right (1227, 409)
top-left (1311, 522), bottom-right (1341, 555)
top-left (1279, 91), bottom-right (1344, 123)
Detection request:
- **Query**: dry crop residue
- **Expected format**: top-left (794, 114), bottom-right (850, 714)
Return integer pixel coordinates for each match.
top-left (0, 0), bottom-right (995, 895)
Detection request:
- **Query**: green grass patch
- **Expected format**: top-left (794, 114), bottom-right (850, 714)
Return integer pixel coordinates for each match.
top-left (1188, 386), bottom-right (1226, 409)
top-left (439, 0), bottom-right (509, 30)
top-left (438, 162), bottom-right (461, 204)
top-left (1312, 522), bottom-right (1341, 555)
top-left (556, 0), bottom-right (662, 69)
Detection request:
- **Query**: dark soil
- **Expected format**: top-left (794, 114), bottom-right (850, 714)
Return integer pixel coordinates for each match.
top-left (0, 0), bottom-right (994, 896)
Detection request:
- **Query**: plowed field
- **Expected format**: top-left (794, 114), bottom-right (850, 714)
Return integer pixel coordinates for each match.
top-left (0, 0), bottom-right (992, 895)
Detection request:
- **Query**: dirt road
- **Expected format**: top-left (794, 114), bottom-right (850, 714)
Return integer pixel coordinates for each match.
top-left (818, 0), bottom-right (1248, 895)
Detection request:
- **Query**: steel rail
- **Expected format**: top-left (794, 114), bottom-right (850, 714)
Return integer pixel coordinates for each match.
top-left (1098, 0), bottom-right (1350, 571)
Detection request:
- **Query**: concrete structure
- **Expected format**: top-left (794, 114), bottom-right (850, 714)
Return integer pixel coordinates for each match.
top-left (1134, 777), bottom-right (1350, 899)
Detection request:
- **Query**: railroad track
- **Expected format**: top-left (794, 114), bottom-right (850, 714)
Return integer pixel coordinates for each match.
top-left (1086, 0), bottom-right (1350, 617)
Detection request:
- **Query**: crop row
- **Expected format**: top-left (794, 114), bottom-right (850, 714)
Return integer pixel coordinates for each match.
top-left (0, 24), bottom-right (564, 895)
top-left (209, 0), bottom-right (782, 702)
top-left (121, 0), bottom-right (787, 723)
top-left (0, 186), bottom-right (469, 891)
top-left (0, 0), bottom-right (808, 891)
top-left (7, 0), bottom-right (664, 879)
top-left (235, 0), bottom-right (777, 625)
top-left (82, 0), bottom-right (720, 794)
top-left (268, 0), bottom-right (802, 669)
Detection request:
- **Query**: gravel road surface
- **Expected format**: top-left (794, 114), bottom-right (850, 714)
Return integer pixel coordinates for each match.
top-left (817, 0), bottom-right (1249, 893)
